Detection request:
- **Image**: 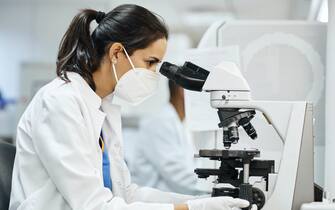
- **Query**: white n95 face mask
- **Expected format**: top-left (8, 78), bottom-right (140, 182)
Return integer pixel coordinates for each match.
top-left (111, 47), bottom-right (160, 105)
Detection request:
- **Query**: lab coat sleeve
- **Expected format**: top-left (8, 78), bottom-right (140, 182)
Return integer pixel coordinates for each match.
top-left (32, 91), bottom-right (173, 210)
top-left (127, 183), bottom-right (199, 204)
top-left (139, 119), bottom-right (203, 195)
top-left (99, 99), bottom-right (197, 205)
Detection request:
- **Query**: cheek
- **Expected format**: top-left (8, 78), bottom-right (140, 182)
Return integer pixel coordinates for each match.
top-left (115, 59), bottom-right (132, 78)
top-left (148, 64), bottom-right (159, 72)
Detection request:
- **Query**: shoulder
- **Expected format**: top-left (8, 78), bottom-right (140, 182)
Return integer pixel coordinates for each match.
top-left (141, 104), bottom-right (178, 126)
top-left (35, 77), bottom-right (83, 112)
top-left (18, 76), bottom-right (86, 132)
top-left (139, 106), bottom-right (179, 136)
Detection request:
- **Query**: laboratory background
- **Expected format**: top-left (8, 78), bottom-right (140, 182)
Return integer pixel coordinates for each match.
top-left (0, 0), bottom-right (334, 210)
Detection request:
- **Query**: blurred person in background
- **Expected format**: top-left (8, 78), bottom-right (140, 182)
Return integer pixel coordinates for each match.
top-left (128, 80), bottom-right (206, 195)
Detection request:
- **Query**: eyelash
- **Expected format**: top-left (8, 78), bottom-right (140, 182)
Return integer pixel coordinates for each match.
top-left (147, 60), bottom-right (158, 66)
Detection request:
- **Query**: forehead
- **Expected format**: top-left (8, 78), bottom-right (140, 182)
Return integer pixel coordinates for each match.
top-left (133, 38), bottom-right (167, 59)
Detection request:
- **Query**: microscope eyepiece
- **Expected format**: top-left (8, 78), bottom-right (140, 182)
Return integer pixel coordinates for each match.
top-left (159, 62), bottom-right (179, 81)
top-left (159, 61), bottom-right (210, 91)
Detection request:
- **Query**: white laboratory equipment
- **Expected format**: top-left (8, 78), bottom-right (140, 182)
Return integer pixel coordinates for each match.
top-left (160, 59), bottom-right (314, 210)
top-left (185, 20), bottom-right (326, 188)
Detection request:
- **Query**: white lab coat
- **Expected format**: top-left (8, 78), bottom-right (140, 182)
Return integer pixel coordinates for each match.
top-left (9, 72), bottom-right (194, 210)
top-left (128, 104), bottom-right (205, 195)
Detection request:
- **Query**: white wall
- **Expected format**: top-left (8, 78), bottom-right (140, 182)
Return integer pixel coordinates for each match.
top-left (0, 0), bottom-right (313, 100)
top-left (0, 0), bottom-right (109, 99)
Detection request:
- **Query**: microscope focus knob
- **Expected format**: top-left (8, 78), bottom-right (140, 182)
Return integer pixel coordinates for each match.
top-left (252, 187), bottom-right (266, 210)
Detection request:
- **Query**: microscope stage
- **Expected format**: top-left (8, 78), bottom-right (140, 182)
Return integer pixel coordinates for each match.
top-left (199, 149), bottom-right (260, 160)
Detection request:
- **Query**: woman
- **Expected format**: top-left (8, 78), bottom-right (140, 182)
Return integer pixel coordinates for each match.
top-left (9, 4), bottom-right (252, 210)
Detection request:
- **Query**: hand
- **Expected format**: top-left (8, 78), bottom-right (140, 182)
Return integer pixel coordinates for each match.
top-left (187, 196), bottom-right (250, 210)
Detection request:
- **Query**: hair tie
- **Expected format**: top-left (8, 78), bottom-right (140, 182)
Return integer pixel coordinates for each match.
top-left (96, 11), bottom-right (106, 24)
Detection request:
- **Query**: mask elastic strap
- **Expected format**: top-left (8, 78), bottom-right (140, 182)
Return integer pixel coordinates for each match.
top-left (123, 47), bottom-right (136, 70)
top-left (112, 63), bottom-right (119, 82)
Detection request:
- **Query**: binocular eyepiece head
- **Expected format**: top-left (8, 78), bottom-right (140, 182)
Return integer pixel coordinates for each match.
top-left (159, 61), bottom-right (210, 92)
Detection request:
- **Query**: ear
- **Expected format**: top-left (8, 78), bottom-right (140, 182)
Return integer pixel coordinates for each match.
top-left (108, 42), bottom-right (123, 63)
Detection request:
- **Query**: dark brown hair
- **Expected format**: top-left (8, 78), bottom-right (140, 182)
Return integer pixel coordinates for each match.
top-left (56, 4), bottom-right (169, 90)
top-left (168, 79), bottom-right (181, 99)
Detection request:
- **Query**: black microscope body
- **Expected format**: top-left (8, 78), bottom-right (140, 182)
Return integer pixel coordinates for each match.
top-left (159, 61), bottom-right (275, 210)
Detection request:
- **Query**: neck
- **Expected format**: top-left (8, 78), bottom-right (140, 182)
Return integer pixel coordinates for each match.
top-left (92, 63), bottom-right (116, 98)
top-left (170, 97), bottom-right (185, 121)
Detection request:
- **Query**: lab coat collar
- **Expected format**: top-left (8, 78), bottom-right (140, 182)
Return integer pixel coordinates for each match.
top-left (66, 72), bottom-right (102, 109)
top-left (66, 72), bottom-right (109, 154)
top-left (65, 72), bottom-right (122, 147)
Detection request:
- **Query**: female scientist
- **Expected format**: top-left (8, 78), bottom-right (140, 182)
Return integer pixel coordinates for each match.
top-left (9, 4), bottom-right (253, 210)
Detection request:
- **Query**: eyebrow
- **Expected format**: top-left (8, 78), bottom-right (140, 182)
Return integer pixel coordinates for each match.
top-left (148, 56), bottom-right (161, 63)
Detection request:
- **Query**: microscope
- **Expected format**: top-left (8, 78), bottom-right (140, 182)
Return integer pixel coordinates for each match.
top-left (159, 61), bottom-right (314, 210)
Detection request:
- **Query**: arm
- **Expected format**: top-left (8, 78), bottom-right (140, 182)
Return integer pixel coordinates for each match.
top-left (99, 99), bottom-right (197, 205)
top-left (98, 100), bottom-right (249, 210)
top-left (32, 91), bottom-right (174, 210)
top-left (121, 119), bottom-right (205, 204)
top-left (139, 119), bottom-right (203, 195)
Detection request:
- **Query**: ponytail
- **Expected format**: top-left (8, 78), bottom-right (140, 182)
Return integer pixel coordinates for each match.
top-left (56, 9), bottom-right (100, 90)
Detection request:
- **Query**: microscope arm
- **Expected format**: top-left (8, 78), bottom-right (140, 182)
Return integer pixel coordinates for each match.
top-left (210, 99), bottom-right (299, 144)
